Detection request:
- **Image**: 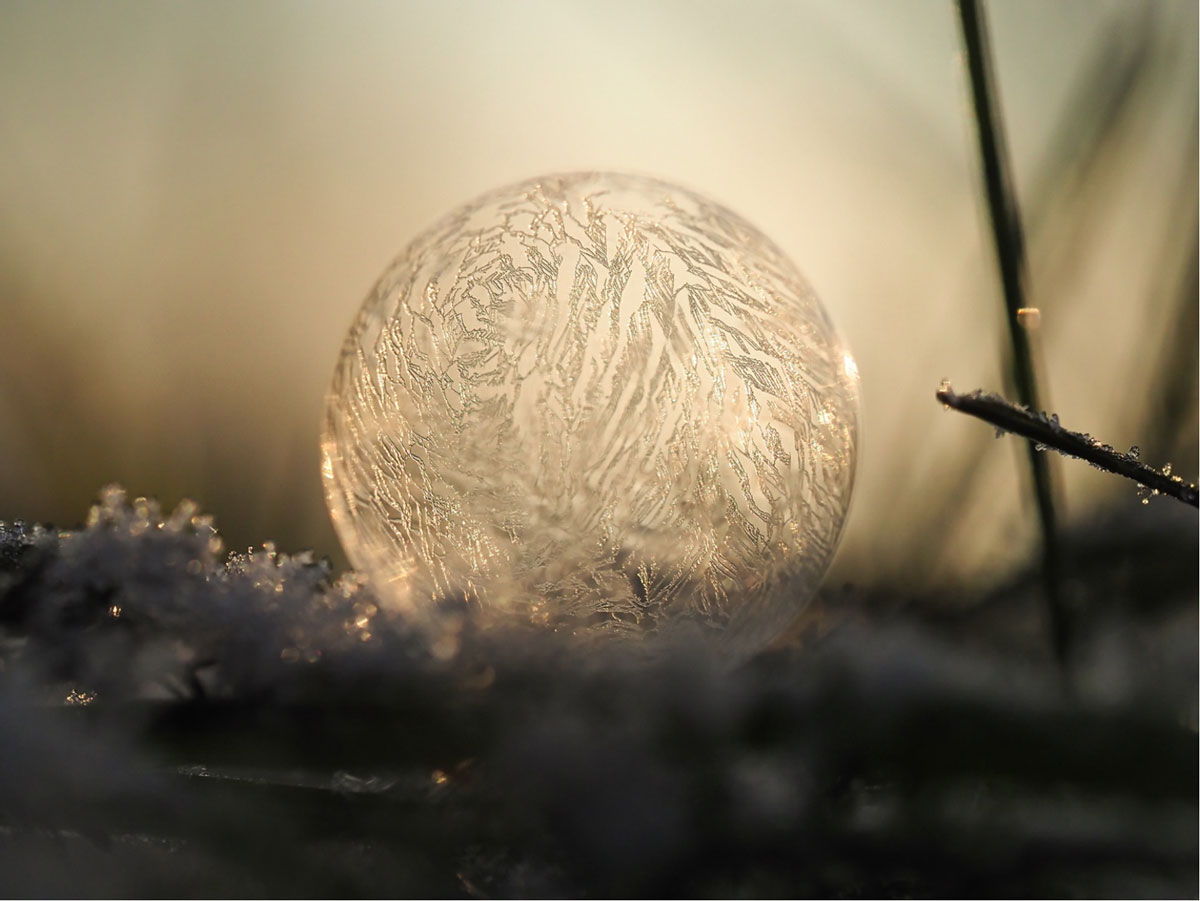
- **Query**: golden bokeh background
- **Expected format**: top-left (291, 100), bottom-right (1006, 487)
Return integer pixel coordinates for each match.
top-left (1, 0), bottom-right (1195, 590)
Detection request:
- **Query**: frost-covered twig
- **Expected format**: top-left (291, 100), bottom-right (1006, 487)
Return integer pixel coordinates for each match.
top-left (937, 382), bottom-right (1198, 508)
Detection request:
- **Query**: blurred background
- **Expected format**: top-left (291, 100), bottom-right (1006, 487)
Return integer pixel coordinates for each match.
top-left (0, 0), bottom-right (1195, 590)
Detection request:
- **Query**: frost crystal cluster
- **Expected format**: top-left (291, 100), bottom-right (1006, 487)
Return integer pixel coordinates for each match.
top-left (322, 172), bottom-right (859, 656)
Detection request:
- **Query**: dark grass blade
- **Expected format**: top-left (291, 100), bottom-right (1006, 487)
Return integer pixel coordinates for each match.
top-left (1139, 133), bottom-right (1199, 465)
top-left (957, 0), bottom-right (1066, 664)
top-left (886, 10), bottom-right (1160, 581)
top-left (936, 383), bottom-right (1198, 508)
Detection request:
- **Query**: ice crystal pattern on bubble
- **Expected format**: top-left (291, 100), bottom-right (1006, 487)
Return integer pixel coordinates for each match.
top-left (322, 173), bottom-right (859, 656)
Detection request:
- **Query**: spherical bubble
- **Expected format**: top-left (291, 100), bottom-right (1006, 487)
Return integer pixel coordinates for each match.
top-left (322, 172), bottom-right (859, 658)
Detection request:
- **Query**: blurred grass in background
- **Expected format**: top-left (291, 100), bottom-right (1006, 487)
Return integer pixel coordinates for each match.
top-left (0, 0), bottom-right (1194, 590)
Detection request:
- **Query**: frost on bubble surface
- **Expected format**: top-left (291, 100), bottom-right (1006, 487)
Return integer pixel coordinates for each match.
top-left (321, 172), bottom-right (860, 657)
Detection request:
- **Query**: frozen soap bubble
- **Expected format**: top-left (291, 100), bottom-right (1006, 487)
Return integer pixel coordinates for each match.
top-left (322, 172), bottom-right (859, 659)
